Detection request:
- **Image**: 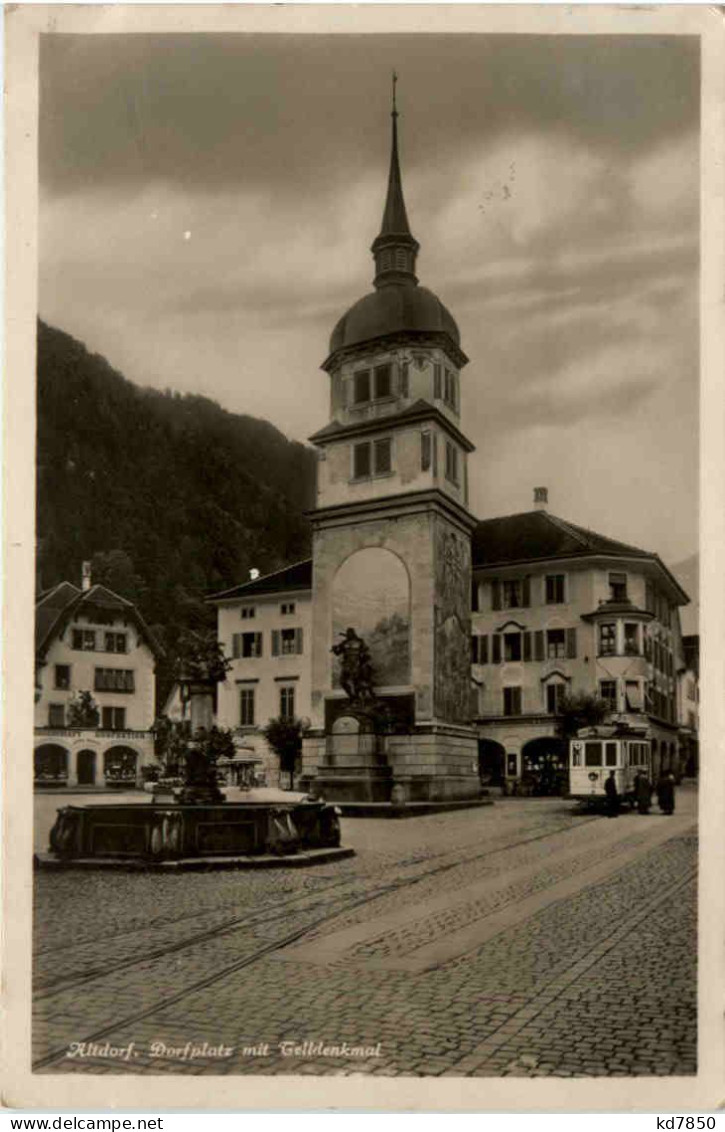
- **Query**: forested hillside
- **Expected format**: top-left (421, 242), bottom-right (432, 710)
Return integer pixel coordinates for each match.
top-left (36, 319), bottom-right (316, 695)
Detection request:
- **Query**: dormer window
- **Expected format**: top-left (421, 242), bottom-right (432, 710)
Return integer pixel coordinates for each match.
top-left (609, 572), bottom-right (628, 601)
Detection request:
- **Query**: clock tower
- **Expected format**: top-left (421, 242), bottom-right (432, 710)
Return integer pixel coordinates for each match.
top-left (303, 89), bottom-right (480, 801)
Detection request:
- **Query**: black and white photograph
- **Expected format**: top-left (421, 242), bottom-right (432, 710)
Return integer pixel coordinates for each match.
top-left (5, 2), bottom-right (724, 1112)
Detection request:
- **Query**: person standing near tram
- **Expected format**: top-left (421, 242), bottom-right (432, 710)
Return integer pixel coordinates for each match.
top-left (656, 769), bottom-right (676, 815)
top-left (634, 770), bottom-right (652, 815)
top-left (604, 770), bottom-right (620, 818)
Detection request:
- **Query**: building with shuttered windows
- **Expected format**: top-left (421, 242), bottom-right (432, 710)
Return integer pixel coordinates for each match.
top-left (211, 561), bottom-right (312, 785)
top-left (34, 576), bottom-right (162, 788)
top-left (210, 495), bottom-right (692, 790)
top-left (471, 496), bottom-right (690, 787)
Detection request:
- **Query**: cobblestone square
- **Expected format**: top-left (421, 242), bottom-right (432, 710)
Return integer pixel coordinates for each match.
top-left (33, 787), bottom-right (697, 1078)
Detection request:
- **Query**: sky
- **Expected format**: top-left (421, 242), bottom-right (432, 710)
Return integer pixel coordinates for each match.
top-left (39, 32), bottom-right (700, 567)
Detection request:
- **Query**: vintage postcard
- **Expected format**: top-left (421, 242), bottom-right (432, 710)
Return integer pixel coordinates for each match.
top-left (4, 2), bottom-right (725, 1112)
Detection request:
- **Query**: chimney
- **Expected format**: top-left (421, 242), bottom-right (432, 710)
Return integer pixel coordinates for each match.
top-left (533, 487), bottom-right (548, 511)
top-left (81, 561), bottom-right (92, 591)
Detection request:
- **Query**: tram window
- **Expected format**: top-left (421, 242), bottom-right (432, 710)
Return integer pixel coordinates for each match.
top-left (571, 743), bottom-right (582, 767)
top-left (605, 743), bottom-right (618, 767)
top-left (585, 742), bottom-right (603, 767)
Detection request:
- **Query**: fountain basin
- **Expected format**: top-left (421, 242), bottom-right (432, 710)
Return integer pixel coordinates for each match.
top-left (40, 800), bottom-right (352, 870)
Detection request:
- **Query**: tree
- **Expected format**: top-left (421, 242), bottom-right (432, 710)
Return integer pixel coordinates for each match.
top-left (557, 692), bottom-right (610, 741)
top-left (152, 715), bottom-right (236, 784)
top-left (152, 714), bottom-right (191, 776)
top-left (67, 690), bottom-right (99, 728)
top-left (173, 630), bottom-right (232, 685)
top-left (262, 716), bottom-right (307, 789)
top-left (89, 549), bottom-right (145, 604)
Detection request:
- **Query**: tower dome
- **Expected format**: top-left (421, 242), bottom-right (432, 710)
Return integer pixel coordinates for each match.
top-left (329, 285), bottom-right (461, 356)
top-left (325, 79), bottom-right (464, 369)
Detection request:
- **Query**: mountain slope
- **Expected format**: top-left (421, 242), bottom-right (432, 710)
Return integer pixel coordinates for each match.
top-left (36, 319), bottom-right (316, 685)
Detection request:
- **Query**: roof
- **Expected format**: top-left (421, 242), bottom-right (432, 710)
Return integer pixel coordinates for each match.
top-left (35, 581), bottom-right (164, 659)
top-left (309, 398), bottom-right (475, 453)
top-left (580, 598), bottom-right (654, 621)
top-left (472, 510), bottom-right (689, 603)
top-left (35, 581), bottom-right (82, 653)
top-left (327, 283), bottom-right (462, 361)
top-left (207, 559), bottom-right (313, 602)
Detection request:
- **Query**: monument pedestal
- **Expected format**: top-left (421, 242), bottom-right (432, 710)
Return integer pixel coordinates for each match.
top-left (309, 712), bottom-right (480, 805)
top-left (387, 722), bottom-right (480, 801)
top-left (312, 712), bottom-right (393, 803)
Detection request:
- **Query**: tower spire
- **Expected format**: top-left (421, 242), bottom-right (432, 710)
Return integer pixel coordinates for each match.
top-left (371, 73), bottom-right (420, 289)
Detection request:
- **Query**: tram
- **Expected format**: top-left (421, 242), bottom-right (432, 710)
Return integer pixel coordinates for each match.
top-left (568, 725), bottom-right (652, 809)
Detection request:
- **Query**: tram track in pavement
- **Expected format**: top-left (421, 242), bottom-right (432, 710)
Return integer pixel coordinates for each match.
top-left (33, 817), bottom-right (694, 1074)
top-left (34, 809), bottom-right (591, 958)
top-left (34, 810), bottom-right (599, 997)
top-left (33, 805), bottom-right (598, 964)
top-left (32, 813), bottom-right (607, 1071)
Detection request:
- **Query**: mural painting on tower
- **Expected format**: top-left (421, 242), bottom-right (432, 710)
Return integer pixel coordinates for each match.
top-left (331, 547), bottom-right (411, 691)
top-left (434, 521), bottom-right (473, 723)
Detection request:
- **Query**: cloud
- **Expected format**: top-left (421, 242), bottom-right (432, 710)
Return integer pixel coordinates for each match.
top-left (38, 34), bottom-right (700, 561)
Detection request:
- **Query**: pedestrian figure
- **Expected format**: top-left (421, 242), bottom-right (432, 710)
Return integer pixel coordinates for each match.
top-left (604, 769), bottom-right (619, 818)
top-left (634, 770), bottom-right (652, 815)
top-left (656, 769), bottom-right (676, 815)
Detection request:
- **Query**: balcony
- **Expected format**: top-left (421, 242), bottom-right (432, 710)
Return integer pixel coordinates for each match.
top-left (35, 726), bottom-right (152, 741)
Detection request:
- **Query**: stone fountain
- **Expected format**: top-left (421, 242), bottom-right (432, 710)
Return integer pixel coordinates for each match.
top-left (42, 635), bottom-right (351, 870)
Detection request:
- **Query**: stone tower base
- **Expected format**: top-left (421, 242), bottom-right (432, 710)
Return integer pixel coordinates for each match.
top-left (387, 722), bottom-right (480, 802)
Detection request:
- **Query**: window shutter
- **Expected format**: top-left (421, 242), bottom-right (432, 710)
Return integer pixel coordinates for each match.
top-left (491, 579), bottom-right (502, 611)
top-left (480, 635), bottom-right (489, 665)
top-left (295, 628), bottom-right (303, 655)
top-left (255, 632), bottom-right (263, 657)
top-left (271, 630), bottom-right (280, 657)
top-left (492, 635), bottom-right (501, 664)
top-left (534, 630), bottom-right (545, 661)
top-left (471, 636), bottom-right (479, 664)
top-left (523, 632), bottom-right (532, 662)
top-left (566, 628), bottom-right (577, 659)
top-left (232, 633), bottom-right (241, 659)
top-left (522, 576), bottom-right (531, 607)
